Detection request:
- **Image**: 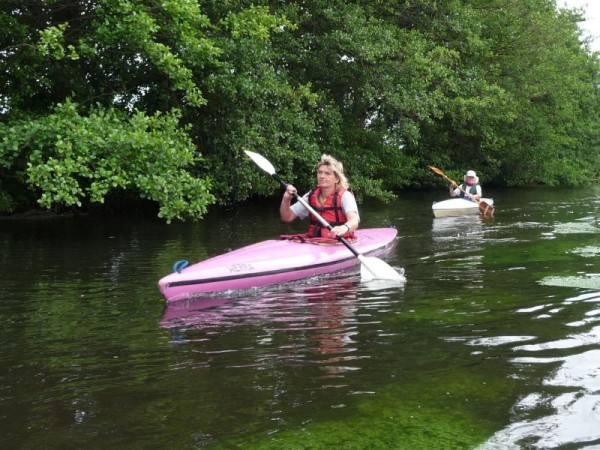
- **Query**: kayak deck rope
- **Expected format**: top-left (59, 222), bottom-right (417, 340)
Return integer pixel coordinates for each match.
top-left (279, 234), bottom-right (358, 246)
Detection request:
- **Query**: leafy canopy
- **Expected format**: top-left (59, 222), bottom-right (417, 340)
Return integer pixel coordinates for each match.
top-left (1, 0), bottom-right (599, 218)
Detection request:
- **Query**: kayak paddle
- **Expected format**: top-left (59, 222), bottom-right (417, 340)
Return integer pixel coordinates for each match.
top-left (245, 150), bottom-right (405, 281)
top-left (428, 166), bottom-right (495, 217)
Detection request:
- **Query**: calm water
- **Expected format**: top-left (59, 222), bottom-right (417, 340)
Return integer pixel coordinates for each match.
top-left (1, 187), bottom-right (599, 449)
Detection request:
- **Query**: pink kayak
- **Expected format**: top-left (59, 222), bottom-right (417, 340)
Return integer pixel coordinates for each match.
top-left (158, 227), bottom-right (398, 302)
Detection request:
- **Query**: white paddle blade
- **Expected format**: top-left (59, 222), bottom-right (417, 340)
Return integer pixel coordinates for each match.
top-left (244, 150), bottom-right (276, 175)
top-left (358, 256), bottom-right (406, 281)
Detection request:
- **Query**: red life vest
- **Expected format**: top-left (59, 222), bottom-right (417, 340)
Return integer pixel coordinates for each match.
top-left (307, 187), bottom-right (356, 239)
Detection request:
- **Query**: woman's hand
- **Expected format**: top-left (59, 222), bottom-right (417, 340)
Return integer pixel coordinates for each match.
top-left (330, 223), bottom-right (351, 238)
top-left (283, 184), bottom-right (297, 200)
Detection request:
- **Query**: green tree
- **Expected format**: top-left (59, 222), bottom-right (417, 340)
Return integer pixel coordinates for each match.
top-left (0, 101), bottom-right (214, 221)
top-left (1, 0), bottom-right (220, 217)
top-left (468, 0), bottom-right (600, 185)
top-left (1, 0), bottom-right (599, 218)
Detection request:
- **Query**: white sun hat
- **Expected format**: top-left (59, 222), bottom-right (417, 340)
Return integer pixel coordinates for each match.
top-left (464, 170), bottom-right (479, 183)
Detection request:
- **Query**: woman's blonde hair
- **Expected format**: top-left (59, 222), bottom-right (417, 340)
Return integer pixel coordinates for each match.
top-left (317, 154), bottom-right (349, 189)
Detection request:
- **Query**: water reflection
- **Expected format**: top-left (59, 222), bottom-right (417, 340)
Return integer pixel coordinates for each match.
top-left (427, 215), bottom-right (488, 288)
top-left (455, 195), bottom-right (600, 449)
top-left (431, 214), bottom-right (486, 236)
top-left (5, 187), bottom-right (600, 449)
top-left (161, 276), bottom-right (403, 379)
top-left (161, 275), bottom-right (359, 330)
top-left (476, 291), bottom-right (600, 449)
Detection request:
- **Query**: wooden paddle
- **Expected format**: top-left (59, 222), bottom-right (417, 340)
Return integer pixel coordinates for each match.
top-left (245, 150), bottom-right (405, 281)
top-left (428, 166), bottom-right (495, 217)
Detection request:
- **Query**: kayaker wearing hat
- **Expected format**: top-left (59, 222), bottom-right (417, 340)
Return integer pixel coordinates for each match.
top-left (280, 154), bottom-right (359, 239)
top-left (449, 170), bottom-right (482, 202)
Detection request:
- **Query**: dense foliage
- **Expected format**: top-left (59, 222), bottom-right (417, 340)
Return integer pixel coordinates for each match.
top-left (1, 0), bottom-right (599, 220)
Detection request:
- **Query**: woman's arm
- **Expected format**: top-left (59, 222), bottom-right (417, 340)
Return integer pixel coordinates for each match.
top-left (280, 184), bottom-right (298, 222)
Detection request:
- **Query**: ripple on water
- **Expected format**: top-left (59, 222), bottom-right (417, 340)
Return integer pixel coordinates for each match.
top-left (512, 325), bottom-right (600, 352)
top-left (480, 350), bottom-right (600, 449)
top-left (539, 275), bottom-right (600, 289)
top-left (477, 391), bottom-right (600, 450)
top-left (474, 286), bottom-right (600, 449)
top-left (464, 336), bottom-right (537, 347)
top-left (159, 277), bottom-right (404, 382)
top-left (570, 246), bottom-right (600, 258)
top-left (553, 222), bottom-right (600, 234)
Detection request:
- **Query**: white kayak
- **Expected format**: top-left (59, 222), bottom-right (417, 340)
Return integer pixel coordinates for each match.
top-left (432, 198), bottom-right (494, 217)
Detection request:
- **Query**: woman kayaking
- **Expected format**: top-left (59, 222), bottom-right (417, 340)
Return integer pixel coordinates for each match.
top-left (280, 154), bottom-right (359, 240)
top-left (449, 170), bottom-right (482, 202)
